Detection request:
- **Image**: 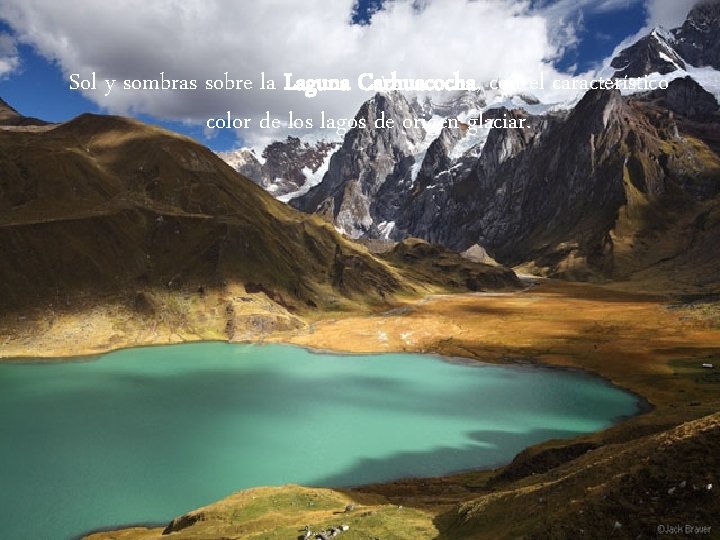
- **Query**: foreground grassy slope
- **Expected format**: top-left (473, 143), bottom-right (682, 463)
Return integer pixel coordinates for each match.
top-left (84, 485), bottom-right (438, 540)
top-left (442, 413), bottom-right (719, 539)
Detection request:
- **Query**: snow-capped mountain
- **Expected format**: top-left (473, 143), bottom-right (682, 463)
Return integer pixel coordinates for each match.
top-left (611, 0), bottom-right (720, 79)
top-left (673, 0), bottom-right (720, 70)
top-left (286, 87), bottom-right (555, 240)
top-left (220, 84), bottom-right (548, 235)
top-left (611, 28), bottom-right (686, 78)
top-left (292, 91), bottom-right (426, 239)
top-left (216, 2), bottom-right (720, 284)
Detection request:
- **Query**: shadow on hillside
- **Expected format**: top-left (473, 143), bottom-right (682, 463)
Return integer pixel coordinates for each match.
top-left (314, 427), bottom-right (586, 492)
top-left (531, 281), bottom-right (667, 303)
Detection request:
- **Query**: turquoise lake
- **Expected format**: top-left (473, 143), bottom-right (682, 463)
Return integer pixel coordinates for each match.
top-left (0, 343), bottom-right (642, 540)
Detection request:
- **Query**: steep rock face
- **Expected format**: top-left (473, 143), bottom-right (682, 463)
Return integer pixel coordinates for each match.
top-left (220, 137), bottom-right (336, 199)
top-left (292, 92), bottom-right (425, 238)
top-left (647, 75), bottom-right (720, 116)
top-left (414, 123), bottom-right (466, 187)
top-left (249, 90), bottom-right (535, 241)
top-left (400, 86), bottom-right (720, 281)
top-left (674, 0), bottom-right (720, 69)
top-left (474, 108), bottom-right (547, 178)
top-left (387, 123), bottom-right (472, 242)
top-left (397, 107), bottom-right (556, 248)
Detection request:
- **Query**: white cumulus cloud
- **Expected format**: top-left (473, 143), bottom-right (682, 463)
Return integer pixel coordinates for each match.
top-left (0, 32), bottom-right (19, 77)
top-left (0, 0), bottom-right (570, 144)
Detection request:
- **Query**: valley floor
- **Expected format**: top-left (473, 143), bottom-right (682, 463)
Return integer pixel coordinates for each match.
top-left (289, 280), bottom-right (720, 417)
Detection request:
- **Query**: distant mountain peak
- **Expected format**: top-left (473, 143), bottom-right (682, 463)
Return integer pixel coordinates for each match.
top-left (685, 0), bottom-right (720, 27)
top-left (611, 28), bottom-right (685, 78)
top-left (220, 137), bottom-right (337, 202)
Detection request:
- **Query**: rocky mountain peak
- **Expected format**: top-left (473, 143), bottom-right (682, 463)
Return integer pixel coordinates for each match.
top-left (221, 148), bottom-right (262, 175)
top-left (292, 92), bottom-right (426, 238)
top-left (478, 108), bottom-right (545, 177)
top-left (674, 0), bottom-right (720, 69)
top-left (574, 88), bottom-right (624, 132)
top-left (611, 29), bottom-right (685, 78)
top-left (410, 90), bottom-right (486, 121)
top-left (684, 0), bottom-right (720, 29)
top-left (612, 0), bottom-right (720, 77)
top-left (355, 92), bottom-right (426, 153)
top-left (413, 122), bottom-right (466, 189)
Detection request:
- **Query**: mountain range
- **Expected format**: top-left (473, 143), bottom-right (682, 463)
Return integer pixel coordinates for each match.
top-left (223, 1), bottom-right (720, 290)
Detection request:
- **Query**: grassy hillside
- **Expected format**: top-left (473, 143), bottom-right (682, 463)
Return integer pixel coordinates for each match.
top-left (0, 110), bottom-right (519, 358)
top-left (0, 114), bottom-right (403, 310)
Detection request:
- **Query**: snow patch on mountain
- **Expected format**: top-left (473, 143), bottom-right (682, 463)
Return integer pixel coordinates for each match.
top-left (377, 221), bottom-right (396, 240)
top-left (450, 126), bottom-right (491, 160)
top-left (616, 66), bottom-right (720, 101)
top-left (278, 151), bottom-right (333, 203)
top-left (220, 147), bottom-right (264, 169)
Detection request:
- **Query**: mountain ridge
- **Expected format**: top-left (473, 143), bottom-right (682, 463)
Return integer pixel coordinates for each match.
top-left (213, 3), bottom-right (720, 290)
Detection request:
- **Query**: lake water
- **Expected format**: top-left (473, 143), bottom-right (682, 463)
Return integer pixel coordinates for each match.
top-left (0, 343), bottom-right (642, 539)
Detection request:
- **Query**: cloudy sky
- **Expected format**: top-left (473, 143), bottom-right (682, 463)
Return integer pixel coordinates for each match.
top-left (0, 0), bottom-right (703, 150)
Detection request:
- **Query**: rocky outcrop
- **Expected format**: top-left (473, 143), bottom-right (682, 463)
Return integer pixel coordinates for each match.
top-left (380, 238), bottom-right (521, 291)
top-left (648, 75), bottom-right (720, 117)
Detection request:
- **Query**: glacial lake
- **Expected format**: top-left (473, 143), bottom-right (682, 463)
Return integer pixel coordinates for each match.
top-left (0, 343), bottom-right (642, 540)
